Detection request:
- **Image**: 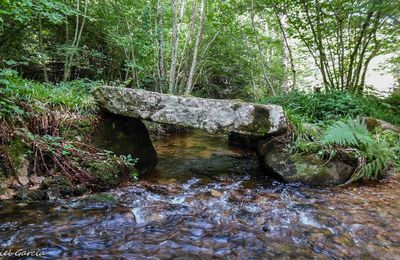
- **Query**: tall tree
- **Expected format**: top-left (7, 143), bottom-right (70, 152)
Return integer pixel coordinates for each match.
top-left (251, 0), bottom-right (275, 96)
top-left (168, 0), bottom-right (186, 94)
top-left (278, 0), bottom-right (398, 93)
top-left (185, 0), bottom-right (205, 95)
top-left (156, 0), bottom-right (166, 91)
top-left (63, 0), bottom-right (88, 81)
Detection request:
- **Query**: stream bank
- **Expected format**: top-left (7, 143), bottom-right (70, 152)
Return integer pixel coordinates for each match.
top-left (1, 130), bottom-right (400, 258)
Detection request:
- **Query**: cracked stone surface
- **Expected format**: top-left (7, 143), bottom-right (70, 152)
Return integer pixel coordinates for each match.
top-left (92, 87), bottom-right (287, 136)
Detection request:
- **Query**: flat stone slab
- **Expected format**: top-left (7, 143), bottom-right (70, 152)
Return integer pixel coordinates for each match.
top-left (92, 87), bottom-right (287, 136)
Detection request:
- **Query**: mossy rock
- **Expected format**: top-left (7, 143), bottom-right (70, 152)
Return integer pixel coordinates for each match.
top-left (87, 158), bottom-right (125, 188)
top-left (40, 176), bottom-right (76, 197)
top-left (260, 141), bottom-right (355, 186)
top-left (14, 176), bottom-right (88, 201)
top-left (66, 193), bottom-right (117, 209)
top-left (83, 193), bottom-right (117, 204)
top-left (14, 189), bottom-right (48, 201)
top-left (6, 138), bottom-right (30, 171)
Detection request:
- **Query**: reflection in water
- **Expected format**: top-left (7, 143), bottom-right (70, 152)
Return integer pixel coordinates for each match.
top-left (1, 130), bottom-right (400, 258)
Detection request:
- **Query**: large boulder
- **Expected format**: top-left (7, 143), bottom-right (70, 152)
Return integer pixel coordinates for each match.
top-left (91, 113), bottom-right (157, 174)
top-left (92, 87), bottom-right (287, 136)
top-left (258, 140), bottom-right (355, 186)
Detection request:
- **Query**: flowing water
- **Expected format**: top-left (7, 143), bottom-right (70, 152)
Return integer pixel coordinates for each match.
top-left (1, 130), bottom-right (400, 259)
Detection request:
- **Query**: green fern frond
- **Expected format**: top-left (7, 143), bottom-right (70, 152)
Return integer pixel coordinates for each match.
top-left (353, 155), bottom-right (391, 181)
top-left (322, 117), bottom-right (372, 147)
top-left (323, 117), bottom-right (398, 182)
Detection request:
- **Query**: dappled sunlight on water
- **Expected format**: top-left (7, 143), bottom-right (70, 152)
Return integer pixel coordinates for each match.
top-left (1, 131), bottom-right (400, 258)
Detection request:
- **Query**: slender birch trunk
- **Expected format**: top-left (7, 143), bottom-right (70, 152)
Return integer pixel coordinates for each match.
top-left (274, 9), bottom-right (296, 90)
top-left (156, 0), bottom-right (166, 89)
top-left (168, 0), bottom-right (186, 94)
top-left (250, 0), bottom-right (275, 96)
top-left (63, 0), bottom-right (88, 82)
top-left (185, 0), bottom-right (205, 95)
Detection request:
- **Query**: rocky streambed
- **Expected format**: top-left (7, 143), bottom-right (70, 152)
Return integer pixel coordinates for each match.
top-left (1, 130), bottom-right (400, 258)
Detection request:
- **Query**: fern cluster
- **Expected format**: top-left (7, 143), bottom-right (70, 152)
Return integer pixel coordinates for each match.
top-left (322, 117), bottom-right (399, 181)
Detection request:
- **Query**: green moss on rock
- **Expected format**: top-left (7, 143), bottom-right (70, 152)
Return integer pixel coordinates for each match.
top-left (83, 193), bottom-right (117, 204)
top-left (8, 138), bottom-right (29, 169)
top-left (88, 158), bottom-right (124, 188)
top-left (261, 141), bottom-right (356, 186)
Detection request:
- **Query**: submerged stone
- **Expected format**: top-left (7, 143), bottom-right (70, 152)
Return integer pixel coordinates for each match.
top-left (92, 87), bottom-right (287, 136)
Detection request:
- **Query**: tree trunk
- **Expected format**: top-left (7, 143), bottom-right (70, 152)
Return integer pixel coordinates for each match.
top-left (250, 0), bottom-right (275, 96)
top-left (185, 0), bottom-right (205, 95)
top-left (63, 0), bottom-right (88, 82)
top-left (38, 14), bottom-right (49, 82)
top-left (177, 1), bottom-right (198, 94)
top-left (274, 9), bottom-right (296, 90)
top-left (156, 0), bottom-right (166, 90)
top-left (168, 0), bottom-right (186, 94)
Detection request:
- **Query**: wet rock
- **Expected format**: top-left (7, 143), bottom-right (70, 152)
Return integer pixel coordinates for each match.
top-left (259, 140), bottom-right (355, 185)
top-left (14, 189), bottom-right (48, 201)
top-left (147, 213), bottom-right (167, 223)
top-left (142, 183), bottom-right (181, 195)
top-left (0, 188), bottom-right (16, 200)
top-left (333, 233), bottom-right (354, 247)
top-left (104, 208), bottom-right (136, 225)
top-left (29, 174), bottom-right (45, 188)
top-left (211, 189), bottom-right (223, 197)
top-left (40, 176), bottom-right (75, 197)
top-left (262, 226), bottom-right (270, 232)
top-left (67, 193), bottom-right (117, 209)
top-left (93, 87), bottom-right (287, 136)
top-left (15, 158), bottom-right (30, 186)
top-left (91, 113), bottom-right (157, 174)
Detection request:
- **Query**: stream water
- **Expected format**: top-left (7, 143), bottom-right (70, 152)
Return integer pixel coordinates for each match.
top-left (1, 130), bottom-right (400, 259)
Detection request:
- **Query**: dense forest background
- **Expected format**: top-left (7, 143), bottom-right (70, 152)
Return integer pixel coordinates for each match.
top-left (1, 0), bottom-right (399, 100)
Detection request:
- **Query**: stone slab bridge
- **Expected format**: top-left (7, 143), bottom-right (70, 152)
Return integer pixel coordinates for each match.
top-left (92, 87), bottom-right (287, 136)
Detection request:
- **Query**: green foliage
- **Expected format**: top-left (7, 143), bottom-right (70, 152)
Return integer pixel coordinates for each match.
top-left (98, 150), bottom-right (139, 182)
top-left (262, 90), bottom-right (400, 125)
top-left (322, 118), bottom-right (372, 147)
top-left (0, 70), bottom-right (97, 113)
top-left (386, 87), bottom-right (400, 107)
top-left (322, 118), bottom-right (399, 181)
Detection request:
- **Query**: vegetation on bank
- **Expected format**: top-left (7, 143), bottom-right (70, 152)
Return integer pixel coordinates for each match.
top-left (263, 90), bottom-right (400, 182)
top-left (0, 71), bottom-right (138, 199)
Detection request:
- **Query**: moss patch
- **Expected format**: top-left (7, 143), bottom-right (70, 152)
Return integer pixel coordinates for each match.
top-left (292, 154), bottom-right (332, 184)
top-left (83, 193), bottom-right (117, 204)
top-left (88, 158), bottom-right (125, 188)
top-left (8, 138), bottom-right (29, 169)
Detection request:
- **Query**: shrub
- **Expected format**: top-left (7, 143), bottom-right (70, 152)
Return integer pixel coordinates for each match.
top-left (261, 90), bottom-right (400, 125)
